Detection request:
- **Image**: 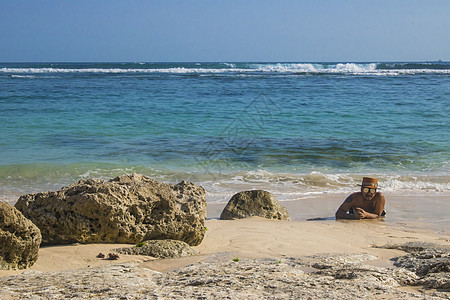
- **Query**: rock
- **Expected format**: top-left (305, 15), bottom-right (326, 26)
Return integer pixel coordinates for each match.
top-left (220, 190), bottom-right (290, 220)
top-left (309, 253), bottom-right (418, 287)
top-left (0, 263), bottom-right (160, 299)
top-left (115, 239), bottom-right (199, 259)
top-left (417, 272), bottom-right (450, 290)
top-left (106, 253), bottom-right (119, 260)
top-left (1, 255), bottom-right (446, 299)
top-left (382, 242), bottom-right (450, 291)
top-left (0, 202), bottom-right (42, 270)
top-left (15, 174), bottom-right (207, 246)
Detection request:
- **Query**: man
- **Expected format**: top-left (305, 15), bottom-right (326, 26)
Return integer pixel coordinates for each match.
top-left (335, 177), bottom-right (386, 220)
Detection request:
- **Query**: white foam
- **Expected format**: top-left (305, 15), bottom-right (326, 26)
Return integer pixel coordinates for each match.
top-left (196, 170), bottom-right (450, 203)
top-left (334, 63), bottom-right (377, 73)
top-left (10, 74), bottom-right (35, 78)
top-left (2, 168), bottom-right (448, 205)
top-left (253, 63), bottom-right (319, 73)
top-left (221, 63), bottom-right (236, 68)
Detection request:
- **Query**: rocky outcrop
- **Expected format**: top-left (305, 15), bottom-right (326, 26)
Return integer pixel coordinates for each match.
top-left (2, 254), bottom-right (447, 299)
top-left (0, 202), bottom-right (42, 270)
top-left (220, 190), bottom-right (290, 220)
top-left (383, 242), bottom-right (450, 291)
top-left (114, 239), bottom-right (199, 259)
top-left (308, 253), bottom-right (418, 286)
top-left (15, 174), bottom-right (206, 246)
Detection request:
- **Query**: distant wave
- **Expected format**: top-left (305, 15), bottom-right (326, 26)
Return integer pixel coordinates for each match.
top-left (377, 62), bottom-right (450, 70)
top-left (10, 74), bottom-right (36, 78)
top-left (247, 63), bottom-right (383, 74)
top-left (1, 62), bottom-right (449, 76)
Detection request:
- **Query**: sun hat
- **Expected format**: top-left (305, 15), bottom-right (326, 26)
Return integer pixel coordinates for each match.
top-left (357, 177), bottom-right (378, 189)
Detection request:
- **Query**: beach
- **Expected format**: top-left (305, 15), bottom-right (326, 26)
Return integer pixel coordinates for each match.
top-left (1, 216), bottom-right (447, 275)
top-left (1, 193), bottom-right (449, 299)
top-left (1, 62), bottom-right (449, 298)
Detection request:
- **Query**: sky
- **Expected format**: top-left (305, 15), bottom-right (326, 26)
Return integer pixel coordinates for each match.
top-left (0, 0), bottom-right (449, 62)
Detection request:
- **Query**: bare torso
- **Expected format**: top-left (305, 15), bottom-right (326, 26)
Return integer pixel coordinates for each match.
top-left (335, 191), bottom-right (385, 220)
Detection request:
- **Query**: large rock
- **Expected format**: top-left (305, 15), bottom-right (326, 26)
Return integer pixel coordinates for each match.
top-left (15, 174), bottom-right (206, 246)
top-left (0, 202), bottom-right (42, 270)
top-left (220, 190), bottom-right (290, 220)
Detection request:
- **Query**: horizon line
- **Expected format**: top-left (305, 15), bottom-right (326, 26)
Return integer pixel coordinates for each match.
top-left (1, 60), bottom-right (449, 64)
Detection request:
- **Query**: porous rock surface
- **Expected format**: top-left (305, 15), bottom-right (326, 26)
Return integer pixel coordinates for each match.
top-left (383, 242), bottom-right (450, 291)
top-left (15, 174), bottom-right (206, 246)
top-left (220, 190), bottom-right (290, 220)
top-left (1, 252), bottom-right (448, 299)
top-left (114, 239), bottom-right (199, 259)
top-left (0, 202), bottom-right (42, 270)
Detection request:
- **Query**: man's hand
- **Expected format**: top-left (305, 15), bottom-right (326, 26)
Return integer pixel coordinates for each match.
top-left (354, 207), bottom-right (366, 219)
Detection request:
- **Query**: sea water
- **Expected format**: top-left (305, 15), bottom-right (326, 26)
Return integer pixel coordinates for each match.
top-left (0, 62), bottom-right (449, 206)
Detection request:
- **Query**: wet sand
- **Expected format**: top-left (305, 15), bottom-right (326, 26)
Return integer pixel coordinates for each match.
top-left (208, 193), bottom-right (450, 233)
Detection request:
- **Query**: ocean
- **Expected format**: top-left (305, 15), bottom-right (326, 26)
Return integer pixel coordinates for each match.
top-left (0, 62), bottom-right (449, 204)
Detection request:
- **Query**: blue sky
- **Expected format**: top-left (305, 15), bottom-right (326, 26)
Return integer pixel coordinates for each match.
top-left (1, 0), bottom-right (449, 62)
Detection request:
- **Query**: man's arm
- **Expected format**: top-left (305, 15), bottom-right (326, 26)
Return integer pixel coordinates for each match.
top-left (354, 193), bottom-right (386, 219)
top-left (354, 208), bottom-right (379, 219)
top-left (335, 194), bottom-right (360, 220)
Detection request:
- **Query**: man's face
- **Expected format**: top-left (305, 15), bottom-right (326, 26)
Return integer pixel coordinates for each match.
top-left (361, 186), bottom-right (376, 201)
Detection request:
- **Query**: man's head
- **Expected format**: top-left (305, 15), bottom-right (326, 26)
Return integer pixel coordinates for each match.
top-left (359, 177), bottom-right (378, 201)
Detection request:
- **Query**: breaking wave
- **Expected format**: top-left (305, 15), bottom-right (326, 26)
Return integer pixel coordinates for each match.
top-left (1, 62), bottom-right (449, 76)
top-left (1, 163), bottom-right (448, 204)
top-left (203, 170), bottom-right (450, 201)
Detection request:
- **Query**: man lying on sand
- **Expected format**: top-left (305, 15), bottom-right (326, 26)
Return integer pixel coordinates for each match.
top-left (335, 177), bottom-right (386, 220)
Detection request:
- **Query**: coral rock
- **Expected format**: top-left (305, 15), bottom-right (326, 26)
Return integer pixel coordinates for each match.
top-left (15, 174), bottom-right (206, 246)
top-left (115, 239), bottom-right (199, 259)
top-left (220, 190), bottom-right (290, 220)
top-left (0, 202), bottom-right (42, 270)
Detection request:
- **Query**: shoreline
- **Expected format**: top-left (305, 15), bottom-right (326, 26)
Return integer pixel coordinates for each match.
top-left (4, 186), bottom-right (449, 232)
top-left (1, 169), bottom-right (449, 206)
top-left (208, 193), bottom-right (450, 235)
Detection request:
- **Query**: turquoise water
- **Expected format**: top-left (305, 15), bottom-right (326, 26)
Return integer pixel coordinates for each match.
top-left (0, 62), bottom-right (449, 202)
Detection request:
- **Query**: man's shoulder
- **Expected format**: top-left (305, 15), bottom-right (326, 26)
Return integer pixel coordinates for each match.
top-left (345, 192), bottom-right (361, 203)
top-left (374, 192), bottom-right (386, 200)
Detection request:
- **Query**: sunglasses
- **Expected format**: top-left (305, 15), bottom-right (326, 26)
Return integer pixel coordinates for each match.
top-left (362, 187), bottom-right (376, 194)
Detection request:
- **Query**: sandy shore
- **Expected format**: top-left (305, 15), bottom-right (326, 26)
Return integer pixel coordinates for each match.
top-left (0, 195), bottom-right (450, 299)
top-left (1, 217), bottom-right (449, 299)
top-left (2, 193), bottom-right (449, 276)
top-left (1, 213), bottom-right (448, 277)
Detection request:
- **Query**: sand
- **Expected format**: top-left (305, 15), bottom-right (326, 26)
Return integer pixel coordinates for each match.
top-left (1, 201), bottom-right (448, 276)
